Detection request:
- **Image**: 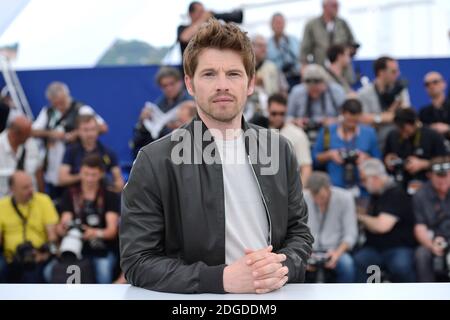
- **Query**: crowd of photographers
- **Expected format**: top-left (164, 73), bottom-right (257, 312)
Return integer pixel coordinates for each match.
top-left (0, 0), bottom-right (449, 284)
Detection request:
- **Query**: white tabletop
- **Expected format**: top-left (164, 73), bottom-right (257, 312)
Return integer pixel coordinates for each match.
top-left (0, 283), bottom-right (449, 300)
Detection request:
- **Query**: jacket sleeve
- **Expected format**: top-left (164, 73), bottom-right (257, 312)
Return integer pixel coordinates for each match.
top-left (300, 21), bottom-right (314, 63)
top-left (120, 150), bottom-right (226, 294)
top-left (276, 142), bottom-right (314, 283)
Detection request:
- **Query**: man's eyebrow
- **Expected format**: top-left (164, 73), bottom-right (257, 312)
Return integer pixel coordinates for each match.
top-left (198, 67), bottom-right (217, 73)
top-left (227, 69), bottom-right (244, 73)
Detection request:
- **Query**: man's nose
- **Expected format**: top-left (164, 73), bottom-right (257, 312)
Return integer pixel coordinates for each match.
top-left (215, 73), bottom-right (230, 91)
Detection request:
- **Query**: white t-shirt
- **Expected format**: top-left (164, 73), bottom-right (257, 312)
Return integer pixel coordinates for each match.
top-left (214, 134), bottom-right (270, 265)
top-left (0, 131), bottom-right (43, 197)
top-left (279, 123), bottom-right (312, 167)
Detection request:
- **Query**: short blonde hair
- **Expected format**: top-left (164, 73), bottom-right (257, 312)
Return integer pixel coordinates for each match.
top-left (183, 18), bottom-right (255, 80)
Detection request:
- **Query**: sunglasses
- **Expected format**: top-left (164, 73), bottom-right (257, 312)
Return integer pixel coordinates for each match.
top-left (305, 78), bottom-right (323, 85)
top-left (431, 162), bottom-right (450, 176)
top-left (424, 79), bottom-right (442, 87)
top-left (270, 111), bottom-right (286, 117)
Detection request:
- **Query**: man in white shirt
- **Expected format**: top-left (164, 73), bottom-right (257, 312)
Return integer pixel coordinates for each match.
top-left (31, 82), bottom-right (107, 199)
top-left (0, 116), bottom-right (42, 197)
top-left (267, 93), bottom-right (312, 184)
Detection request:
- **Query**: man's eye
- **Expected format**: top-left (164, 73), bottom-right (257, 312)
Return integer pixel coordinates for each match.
top-left (229, 73), bottom-right (241, 77)
top-left (203, 72), bottom-right (215, 77)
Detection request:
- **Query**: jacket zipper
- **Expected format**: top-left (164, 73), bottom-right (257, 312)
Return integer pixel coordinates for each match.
top-left (248, 155), bottom-right (273, 245)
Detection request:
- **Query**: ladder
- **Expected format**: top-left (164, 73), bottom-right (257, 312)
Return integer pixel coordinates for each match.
top-left (0, 54), bottom-right (33, 120)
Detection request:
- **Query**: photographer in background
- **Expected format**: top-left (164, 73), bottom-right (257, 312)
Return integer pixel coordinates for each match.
top-left (267, 13), bottom-right (301, 91)
top-left (177, 2), bottom-right (243, 58)
top-left (287, 64), bottom-right (346, 145)
top-left (0, 171), bottom-right (58, 283)
top-left (313, 99), bottom-right (380, 196)
top-left (358, 56), bottom-right (410, 149)
top-left (58, 114), bottom-right (124, 193)
top-left (304, 172), bottom-right (357, 283)
top-left (355, 159), bottom-right (416, 283)
top-left (267, 94), bottom-right (312, 185)
top-left (384, 108), bottom-right (447, 195)
top-left (56, 155), bottom-right (120, 284)
top-left (419, 72), bottom-right (450, 150)
top-left (325, 44), bottom-right (354, 94)
top-left (413, 156), bottom-right (450, 282)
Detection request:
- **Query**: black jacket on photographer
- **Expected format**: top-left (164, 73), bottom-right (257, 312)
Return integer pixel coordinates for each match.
top-left (384, 126), bottom-right (447, 186)
top-left (413, 181), bottom-right (450, 240)
top-left (60, 185), bottom-right (120, 256)
top-left (419, 98), bottom-right (450, 141)
top-left (120, 115), bottom-right (313, 294)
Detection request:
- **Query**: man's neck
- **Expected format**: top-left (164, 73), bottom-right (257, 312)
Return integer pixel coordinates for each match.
top-left (274, 33), bottom-right (284, 41)
top-left (167, 91), bottom-right (181, 104)
top-left (431, 94), bottom-right (446, 108)
top-left (60, 98), bottom-right (73, 113)
top-left (13, 196), bottom-right (27, 205)
top-left (329, 63), bottom-right (343, 77)
top-left (7, 131), bottom-right (20, 153)
top-left (374, 78), bottom-right (387, 93)
top-left (339, 125), bottom-right (357, 140)
top-left (437, 190), bottom-right (448, 200)
top-left (81, 183), bottom-right (99, 197)
top-left (318, 200), bottom-right (329, 215)
top-left (198, 108), bottom-right (243, 140)
top-left (322, 14), bottom-right (335, 24)
top-left (82, 140), bottom-right (97, 152)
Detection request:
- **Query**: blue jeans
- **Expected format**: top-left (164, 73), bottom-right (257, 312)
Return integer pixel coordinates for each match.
top-left (354, 246), bottom-right (416, 283)
top-left (89, 251), bottom-right (117, 284)
top-left (44, 251), bottom-right (117, 284)
top-left (334, 252), bottom-right (356, 283)
top-left (0, 254), bottom-right (7, 283)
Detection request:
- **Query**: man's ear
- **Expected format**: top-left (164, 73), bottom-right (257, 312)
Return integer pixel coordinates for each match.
top-left (247, 75), bottom-right (256, 96)
top-left (185, 75), bottom-right (195, 96)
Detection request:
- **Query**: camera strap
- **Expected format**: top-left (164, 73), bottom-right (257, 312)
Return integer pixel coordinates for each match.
top-left (11, 197), bottom-right (29, 242)
top-left (316, 209), bottom-right (329, 250)
top-left (71, 185), bottom-right (105, 221)
top-left (306, 89), bottom-right (338, 123)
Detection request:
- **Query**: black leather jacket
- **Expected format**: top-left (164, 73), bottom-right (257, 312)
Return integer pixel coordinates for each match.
top-left (120, 116), bottom-right (313, 293)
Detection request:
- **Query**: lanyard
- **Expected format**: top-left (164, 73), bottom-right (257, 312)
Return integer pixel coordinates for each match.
top-left (11, 197), bottom-right (30, 242)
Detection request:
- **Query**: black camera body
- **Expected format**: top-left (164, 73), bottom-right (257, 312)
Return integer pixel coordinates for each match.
top-left (304, 121), bottom-right (322, 145)
top-left (432, 238), bottom-right (450, 279)
top-left (307, 250), bottom-right (331, 283)
top-left (308, 251), bottom-right (330, 266)
top-left (213, 9), bottom-right (243, 24)
top-left (388, 158), bottom-right (406, 183)
top-left (380, 79), bottom-right (408, 109)
top-left (14, 241), bottom-right (35, 269)
top-left (340, 149), bottom-right (359, 186)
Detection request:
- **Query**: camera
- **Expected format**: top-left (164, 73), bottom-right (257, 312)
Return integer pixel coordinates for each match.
top-left (213, 9), bottom-right (243, 24)
top-left (340, 149), bottom-right (359, 186)
top-left (388, 158), bottom-right (405, 183)
top-left (84, 204), bottom-right (107, 252)
top-left (59, 218), bottom-right (84, 259)
top-left (14, 241), bottom-right (36, 269)
top-left (380, 79), bottom-right (408, 109)
top-left (432, 237), bottom-right (450, 279)
top-left (307, 250), bottom-right (331, 283)
top-left (304, 121), bottom-right (322, 145)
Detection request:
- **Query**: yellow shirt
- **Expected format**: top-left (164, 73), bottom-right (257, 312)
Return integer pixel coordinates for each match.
top-left (0, 192), bottom-right (59, 262)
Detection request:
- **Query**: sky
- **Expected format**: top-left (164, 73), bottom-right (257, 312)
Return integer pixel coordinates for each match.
top-left (0, 0), bottom-right (449, 69)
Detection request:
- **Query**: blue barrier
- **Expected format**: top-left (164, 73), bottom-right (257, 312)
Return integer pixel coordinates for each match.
top-left (1, 58), bottom-right (448, 165)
